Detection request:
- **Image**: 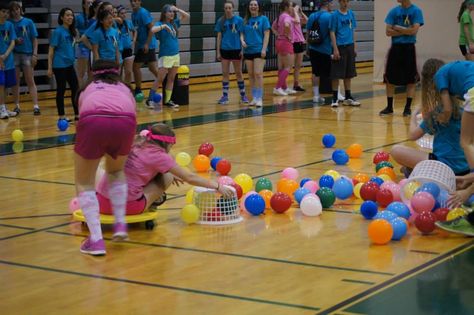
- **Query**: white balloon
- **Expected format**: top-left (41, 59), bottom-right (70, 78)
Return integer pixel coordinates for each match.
top-left (300, 195), bottom-right (322, 216)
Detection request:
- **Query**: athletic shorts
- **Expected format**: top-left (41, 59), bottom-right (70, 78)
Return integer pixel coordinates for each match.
top-left (0, 68), bottom-right (17, 88)
top-left (428, 153), bottom-right (470, 176)
top-left (122, 48), bottom-right (134, 60)
top-left (220, 49), bottom-right (241, 61)
top-left (243, 53), bottom-right (264, 60)
top-left (293, 42), bottom-right (306, 54)
top-left (76, 45), bottom-right (91, 59)
top-left (330, 44), bottom-right (357, 80)
top-left (276, 39), bottom-right (294, 55)
top-left (384, 43), bottom-right (419, 86)
top-left (97, 192), bottom-right (147, 215)
top-left (463, 87), bottom-right (474, 113)
top-left (74, 111), bottom-right (136, 160)
top-left (309, 49), bottom-right (331, 77)
top-left (14, 53), bottom-right (32, 67)
top-left (134, 49), bottom-right (157, 64)
top-left (158, 54), bottom-right (180, 68)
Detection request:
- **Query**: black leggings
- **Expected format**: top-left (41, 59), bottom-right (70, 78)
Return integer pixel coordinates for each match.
top-left (53, 66), bottom-right (79, 116)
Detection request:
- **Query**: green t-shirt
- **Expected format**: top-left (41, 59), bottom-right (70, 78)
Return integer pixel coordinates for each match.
top-left (459, 10), bottom-right (474, 45)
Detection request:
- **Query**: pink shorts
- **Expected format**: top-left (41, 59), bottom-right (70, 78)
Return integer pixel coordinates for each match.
top-left (97, 192), bottom-right (147, 215)
top-left (74, 111), bottom-right (136, 159)
top-left (276, 39), bottom-right (294, 55)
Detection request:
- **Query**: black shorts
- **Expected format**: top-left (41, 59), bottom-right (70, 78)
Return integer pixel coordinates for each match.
top-left (460, 44), bottom-right (469, 56)
top-left (293, 42), bottom-right (306, 54)
top-left (134, 49), bottom-right (157, 64)
top-left (122, 48), bottom-right (133, 60)
top-left (243, 53), bottom-right (264, 60)
top-left (330, 44), bottom-right (357, 79)
top-left (384, 43), bottom-right (419, 86)
top-left (428, 153), bottom-right (470, 176)
top-left (220, 49), bottom-right (241, 60)
top-left (309, 49), bottom-right (331, 77)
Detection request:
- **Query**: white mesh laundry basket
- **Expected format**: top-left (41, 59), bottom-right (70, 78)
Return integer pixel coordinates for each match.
top-left (400, 160), bottom-right (456, 204)
top-left (193, 186), bottom-right (243, 225)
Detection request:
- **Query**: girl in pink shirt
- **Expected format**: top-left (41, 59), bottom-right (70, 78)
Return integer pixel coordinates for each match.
top-left (290, 3), bottom-right (308, 91)
top-left (97, 123), bottom-right (234, 217)
top-left (74, 59), bottom-right (137, 256)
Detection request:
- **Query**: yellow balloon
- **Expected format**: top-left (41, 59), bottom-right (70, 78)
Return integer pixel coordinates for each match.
top-left (176, 152), bottom-right (191, 167)
top-left (185, 188), bottom-right (194, 204)
top-left (324, 170), bottom-right (340, 180)
top-left (446, 208), bottom-right (466, 221)
top-left (403, 181), bottom-right (420, 199)
top-left (234, 173), bottom-right (253, 193)
top-left (378, 174), bottom-right (392, 182)
top-left (12, 142), bottom-right (24, 154)
top-left (181, 204), bottom-right (200, 224)
top-left (354, 182), bottom-right (364, 199)
top-left (11, 129), bottom-right (24, 142)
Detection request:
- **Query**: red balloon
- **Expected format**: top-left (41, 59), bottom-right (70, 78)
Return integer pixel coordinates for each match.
top-left (216, 159), bottom-right (231, 176)
top-left (434, 208), bottom-right (449, 222)
top-left (229, 182), bottom-right (243, 200)
top-left (415, 211), bottom-right (437, 234)
top-left (198, 142), bottom-right (214, 156)
top-left (376, 189), bottom-right (393, 208)
top-left (373, 151), bottom-right (390, 165)
top-left (360, 182), bottom-right (380, 201)
top-left (270, 192), bottom-right (292, 213)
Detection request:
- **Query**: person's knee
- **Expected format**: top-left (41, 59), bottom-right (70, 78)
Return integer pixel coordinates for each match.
top-left (390, 145), bottom-right (404, 163)
top-left (163, 173), bottom-right (174, 189)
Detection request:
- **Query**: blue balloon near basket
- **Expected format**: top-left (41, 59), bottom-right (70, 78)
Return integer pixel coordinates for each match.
top-left (390, 217), bottom-right (407, 240)
top-left (244, 194), bottom-right (265, 216)
top-left (57, 119), bottom-right (69, 132)
top-left (360, 201), bottom-right (378, 219)
top-left (210, 157), bottom-right (222, 171)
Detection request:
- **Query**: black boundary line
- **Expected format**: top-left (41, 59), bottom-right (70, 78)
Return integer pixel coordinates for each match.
top-left (409, 249), bottom-right (440, 255)
top-left (0, 175), bottom-right (75, 186)
top-left (341, 279), bottom-right (375, 285)
top-left (0, 213), bottom-right (71, 220)
top-left (0, 259), bottom-right (320, 311)
top-left (0, 222), bottom-right (71, 241)
top-left (316, 240), bottom-right (474, 315)
top-left (0, 223), bottom-right (35, 230)
top-left (46, 230), bottom-right (395, 276)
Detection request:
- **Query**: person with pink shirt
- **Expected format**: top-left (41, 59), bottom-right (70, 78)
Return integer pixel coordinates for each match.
top-left (290, 2), bottom-right (307, 92)
top-left (272, 0), bottom-right (294, 96)
top-left (96, 123), bottom-right (235, 217)
top-left (74, 59), bottom-right (137, 256)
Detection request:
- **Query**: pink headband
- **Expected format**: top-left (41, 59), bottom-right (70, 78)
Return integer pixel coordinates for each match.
top-left (143, 128), bottom-right (176, 144)
top-left (93, 68), bottom-right (120, 75)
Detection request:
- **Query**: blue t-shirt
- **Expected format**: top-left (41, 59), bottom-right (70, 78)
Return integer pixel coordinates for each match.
top-left (11, 17), bottom-right (37, 54)
top-left (0, 21), bottom-right (16, 70)
top-left (50, 26), bottom-right (75, 68)
top-left (75, 13), bottom-right (91, 50)
top-left (307, 10), bottom-right (332, 55)
top-left (132, 7), bottom-right (156, 50)
top-left (89, 27), bottom-right (121, 61)
top-left (118, 20), bottom-right (134, 50)
top-left (434, 61), bottom-right (474, 98)
top-left (215, 15), bottom-right (243, 51)
top-left (242, 15), bottom-right (271, 54)
top-left (330, 10), bottom-right (357, 46)
top-left (385, 4), bottom-right (424, 44)
top-left (420, 114), bottom-right (469, 174)
top-left (154, 19), bottom-right (181, 57)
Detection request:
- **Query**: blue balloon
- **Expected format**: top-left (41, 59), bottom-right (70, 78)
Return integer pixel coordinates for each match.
top-left (386, 202), bottom-right (411, 219)
top-left (390, 217), bottom-right (407, 240)
top-left (319, 175), bottom-right (334, 189)
top-left (467, 194), bottom-right (474, 207)
top-left (360, 201), bottom-right (378, 219)
top-left (152, 93), bottom-right (162, 103)
top-left (57, 119), bottom-right (69, 131)
top-left (322, 134), bottom-right (336, 148)
top-left (244, 194), bottom-right (266, 216)
top-left (417, 182), bottom-right (440, 199)
top-left (370, 176), bottom-right (384, 187)
top-left (300, 177), bottom-right (312, 187)
top-left (437, 189), bottom-right (449, 207)
top-left (332, 177), bottom-right (353, 200)
top-left (332, 149), bottom-right (349, 165)
top-left (374, 210), bottom-right (398, 222)
top-left (210, 157), bottom-right (222, 171)
top-left (294, 188), bottom-right (311, 204)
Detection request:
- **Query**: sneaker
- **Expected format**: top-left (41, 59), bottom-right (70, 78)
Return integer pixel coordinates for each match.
top-left (294, 86), bottom-right (305, 92)
top-left (134, 88), bottom-right (143, 96)
top-left (435, 217), bottom-right (474, 237)
top-left (7, 110), bottom-right (17, 118)
top-left (403, 107), bottom-right (412, 117)
top-left (249, 98), bottom-right (257, 106)
top-left (400, 166), bottom-right (412, 178)
top-left (13, 106), bottom-right (20, 115)
top-left (343, 98), bottom-right (361, 106)
top-left (217, 95), bottom-right (229, 105)
top-left (284, 88), bottom-right (297, 95)
top-left (0, 109), bottom-right (8, 119)
top-left (145, 99), bottom-right (155, 109)
top-left (112, 223), bottom-right (129, 242)
top-left (164, 100), bottom-right (179, 109)
top-left (80, 237), bottom-right (106, 256)
top-left (240, 95), bottom-right (250, 105)
top-left (312, 95), bottom-right (325, 104)
top-left (255, 99), bottom-right (263, 107)
top-left (331, 101), bottom-right (339, 108)
top-left (338, 93), bottom-right (345, 102)
top-left (273, 88), bottom-right (288, 96)
top-left (33, 107), bottom-right (40, 115)
top-left (379, 107), bottom-right (394, 116)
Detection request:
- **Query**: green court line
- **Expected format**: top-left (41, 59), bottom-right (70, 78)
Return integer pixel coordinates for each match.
top-left (0, 259), bottom-right (320, 311)
top-left (341, 279), bottom-right (375, 285)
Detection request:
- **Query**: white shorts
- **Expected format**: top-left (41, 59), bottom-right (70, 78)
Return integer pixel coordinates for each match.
top-left (158, 54), bottom-right (180, 69)
top-left (463, 87), bottom-right (474, 113)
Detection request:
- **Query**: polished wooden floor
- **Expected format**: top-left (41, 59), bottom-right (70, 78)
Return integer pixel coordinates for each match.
top-left (0, 71), bottom-right (473, 315)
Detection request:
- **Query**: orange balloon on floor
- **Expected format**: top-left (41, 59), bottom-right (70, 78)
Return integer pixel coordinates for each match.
top-left (259, 189), bottom-right (273, 209)
top-left (377, 167), bottom-right (396, 181)
top-left (353, 173), bottom-right (370, 184)
top-left (346, 143), bottom-right (363, 158)
top-left (193, 154), bottom-right (210, 172)
top-left (368, 219), bottom-right (393, 245)
top-left (278, 179), bottom-right (299, 198)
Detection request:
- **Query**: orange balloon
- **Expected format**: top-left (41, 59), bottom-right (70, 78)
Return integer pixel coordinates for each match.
top-left (278, 179), bottom-right (299, 198)
top-left (377, 167), bottom-right (396, 181)
top-left (259, 189), bottom-right (273, 209)
top-left (353, 173), bottom-right (370, 184)
top-left (276, 178), bottom-right (289, 192)
top-left (346, 143), bottom-right (363, 158)
top-left (192, 154), bottom-right (210, 172)
top-left (368, 219), bottom-right (393, 245)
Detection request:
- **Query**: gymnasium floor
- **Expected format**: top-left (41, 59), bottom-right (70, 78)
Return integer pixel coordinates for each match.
top-left (0, 72), bottom-right (473, 314)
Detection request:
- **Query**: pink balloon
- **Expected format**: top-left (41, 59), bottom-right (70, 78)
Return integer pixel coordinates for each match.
top-left (398, 178), bottom-right (408, 187)
top-left (240, 191), bottom-right (257, 212)
top-left (281, 167), bottom-right (299, 180)
top-left (218, 176), bottom-right (234, 186)
top-left (380, 182), bottom-right (392, 191)
top-left (411, 192), bottom-right (435, 213)
top-left (139, 129), bottom-right (150, 137)
top-left (69, 197), bottom-right (80, 212)
top-left (303, 180), bottom-right (319, 194)
top-left (383, 182), bottom-right (401, 202)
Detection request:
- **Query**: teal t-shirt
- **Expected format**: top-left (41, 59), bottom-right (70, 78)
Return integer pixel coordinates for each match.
top-left (11, 17), bottom-right (37, 54)
top-left (50, 26), bottom-right (75, 68)
top-left (385, 4), bottom-right (424, 44)
top-left (0, 21), bottom-right (16, 70)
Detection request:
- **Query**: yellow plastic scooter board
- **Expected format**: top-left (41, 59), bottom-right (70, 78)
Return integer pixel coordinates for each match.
top-left (73, 210), bottom-right (158, 230)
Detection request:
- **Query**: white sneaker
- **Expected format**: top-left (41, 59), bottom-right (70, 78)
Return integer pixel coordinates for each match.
top-left (285, 88), bottom-right (297, 95)
top-left (0, 109), bottom-right (8, 119)
top-left (7, 110), bottom-right (18, 117)
top-left (343, 98), bottom-right (361, 107)
top-left (145, 100), bottom-right (155, 109)
top-left (249, 98), bottom-right (257, 106)
top-left (331, 101), bottom-right (339, 108)
top-left (273, 88), bottom-right (288, 96)
top-left (255, 99), bottom-right (263, 107)
top-left (312, 96), bottom-right (325, 104)
top-left (338, 93), bottom-right (345, 102)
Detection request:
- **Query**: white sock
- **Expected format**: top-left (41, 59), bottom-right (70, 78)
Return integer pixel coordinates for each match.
top-left (0, 104), bottom-right (6, 111)
top-left (108, 179), bottom-right (127, 224)
top-left (338, 85), bottom-right (344, 99)
top-left (313, 86), bottom-right (320, 97)
top-left (15, 103), bottom-right (20, 109)
top-left (34, 104), bottom-right (39, 109)
top-left (78, 191), bottom-right (103, 242)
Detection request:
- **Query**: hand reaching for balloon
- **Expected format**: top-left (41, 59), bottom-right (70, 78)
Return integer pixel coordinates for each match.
top-left (172, 176), bottom-right (185, 187)
top-left (218, 184), bottom-right (235, 199)
top-left (447, 189), bottom-right (471, 209)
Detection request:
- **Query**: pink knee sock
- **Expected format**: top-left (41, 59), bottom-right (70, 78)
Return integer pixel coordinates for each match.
top-left (277, 69), bottom-right (289, 90)
top-left (78, 191), bottom-right (102, 242)
top-left (108, 179), bottom-right (127, 224)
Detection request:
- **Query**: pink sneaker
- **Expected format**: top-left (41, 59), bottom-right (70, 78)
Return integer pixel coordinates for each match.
top-left (80, 237), bottom-right (106, 256)
top-left (113, 222), bottom-right (129, 241)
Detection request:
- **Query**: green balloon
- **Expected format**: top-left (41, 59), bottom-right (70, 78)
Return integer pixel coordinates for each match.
top-left (316, 187), bottom-right (336, 208)
top-left (375, 161), bottom-right (394, 172)
top-left (255, 177), bottom-right (273, 192)
top-left (135, 93), bottom-right (144, 103)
